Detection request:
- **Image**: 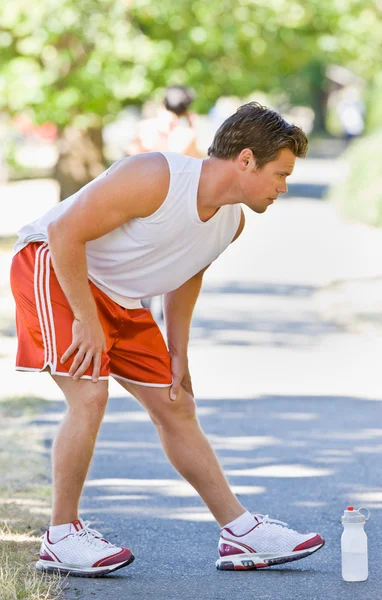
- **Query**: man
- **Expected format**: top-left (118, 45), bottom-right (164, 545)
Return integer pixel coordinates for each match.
top-left (11, 102), bottom-right (325, 577)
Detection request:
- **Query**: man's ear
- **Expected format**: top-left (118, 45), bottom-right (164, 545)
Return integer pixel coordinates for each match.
top-left (237, 148), bottom-right (255, 171)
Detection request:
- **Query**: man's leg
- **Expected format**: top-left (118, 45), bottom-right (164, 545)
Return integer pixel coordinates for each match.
top-left (50, 375), bottom-right (109, 525)
top-left (115, 379), bottom-right (245, 527)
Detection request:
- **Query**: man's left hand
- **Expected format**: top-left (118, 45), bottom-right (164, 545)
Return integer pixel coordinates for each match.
top-left (170, 354), bottom-right (193, 400)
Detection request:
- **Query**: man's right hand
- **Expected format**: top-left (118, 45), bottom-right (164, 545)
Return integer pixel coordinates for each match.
top-left (61, 317), bottom-right (106, 382)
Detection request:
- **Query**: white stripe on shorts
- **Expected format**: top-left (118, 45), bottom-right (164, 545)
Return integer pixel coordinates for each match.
top-left (33, 243), bottom-right (57, 372)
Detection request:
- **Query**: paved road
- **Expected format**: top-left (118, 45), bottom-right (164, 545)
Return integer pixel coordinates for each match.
top-left (2, 148), bottom-right (382, 599)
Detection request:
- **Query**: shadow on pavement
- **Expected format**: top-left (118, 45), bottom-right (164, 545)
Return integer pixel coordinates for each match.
top-left (192, 281), bottom-right (342, 348)
top-left (202, 282), bottom-right (317, 297)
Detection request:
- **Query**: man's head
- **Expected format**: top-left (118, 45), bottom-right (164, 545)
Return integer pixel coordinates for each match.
top-left (208, 101), bottom-right (308, 166)
top-left (208, 102), bottom-right (308, 214)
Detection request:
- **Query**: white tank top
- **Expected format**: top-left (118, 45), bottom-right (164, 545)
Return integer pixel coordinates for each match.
top-left (14, 152), bottom-right (242, 308)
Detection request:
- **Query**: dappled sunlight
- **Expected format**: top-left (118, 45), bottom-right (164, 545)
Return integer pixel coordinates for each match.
top-left (170, 511), bottom-right (215, 522)
top-left (79, 505), bottom-right (217, 522)
top-left (336, 483), bottom-right (382, 510)
top-left (191, 283), bottom-right (342, 350)
top-left (226, 465), bottom-right (334, 478)
top-left (209, 435), bottom-right (280, 451)
top-left (318, 449), bottom-right (353, 456)
top-left (86, 478), bottom-right (183, 488)
top-left (85, 477), bottom-right (266, 500)
top-left (270, 412), bottom-right (319, 421)
top-left (95, 495), bottom-right (151, 501)
top-left (338, 485), bottom-right (382, 510)
top-left (312, 457), bottom-right (353, 464)
top-left (294, 501), bottom-right (328, 508)
top-left (30, 408), bottom-right (218, 426)
top-left (97, 441), bottom-right (160, 449)
top-left (220, 456), bottom-right (278, 466)
top-left (103, 411), bottom-right (151, 423)
top-left (313, 428), bottom-right (382, 441)
top-left (353, 444), bottom-right (382, 454)
top-left (86, 478), bottom-right (199, 497)
top-left (103, 407), bottom-right (217, 423)
top-left (351, 490), bottom-right (382, 509)
top-left (231, 485), bottom-right (265, 496)
top-left (284, 441), bottom-right (308, 448)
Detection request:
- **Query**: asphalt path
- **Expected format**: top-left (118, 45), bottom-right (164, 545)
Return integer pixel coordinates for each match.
top-left (26, 150), bottom-right (381, 600)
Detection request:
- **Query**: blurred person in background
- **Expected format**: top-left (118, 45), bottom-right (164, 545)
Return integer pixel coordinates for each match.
top-left (10, 102), bottom-right (325, 578)
top-left (129, 85), bottom-right (200, 157)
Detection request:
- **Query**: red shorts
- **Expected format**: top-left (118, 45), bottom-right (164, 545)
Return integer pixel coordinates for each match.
top-left (10, 242), bottom-right (172, 386)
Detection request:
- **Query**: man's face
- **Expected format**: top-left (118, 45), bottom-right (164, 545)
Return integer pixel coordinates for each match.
top-left (237, 147), bottom-right (296, 213)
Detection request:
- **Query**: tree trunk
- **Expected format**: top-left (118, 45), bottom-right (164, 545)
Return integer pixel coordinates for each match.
top-left (309, 61), bottom-right (329, 134)
top-left (54, 126), bottom-right (105, 201)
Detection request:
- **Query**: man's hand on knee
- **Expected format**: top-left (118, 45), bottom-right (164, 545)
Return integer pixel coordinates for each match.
top-left (169, 354), bottom-right (193, 400)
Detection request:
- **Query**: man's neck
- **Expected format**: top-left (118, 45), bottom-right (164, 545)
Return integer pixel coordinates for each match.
top-left (197, 157), bottom-right (239, 221)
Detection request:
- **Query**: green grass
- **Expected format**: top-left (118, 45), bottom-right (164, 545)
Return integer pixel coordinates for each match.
top-left (0, 397), bottom-right (65, 599)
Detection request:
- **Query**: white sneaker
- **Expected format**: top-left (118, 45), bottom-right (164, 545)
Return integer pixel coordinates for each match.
top-left (216, 514), bottom-right (325, 570)
top-left (36, 519), bottom-right (134, 577)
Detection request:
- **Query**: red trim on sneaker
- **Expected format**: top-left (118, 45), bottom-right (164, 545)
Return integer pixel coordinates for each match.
top-left (221, 534), bottom-right (255, 554)
top-left (92, 547), bottom-right (133, 568)
top-left (40, 550), bottom-right (55, 562)
top-left (72, 519), bottom-right (83, 532)
top-left (293, 534), bottom-right (324, 552)
top-left (219, 543), bottom-right (246, 557)
top-left (42, 546), bottom-right (62, 563)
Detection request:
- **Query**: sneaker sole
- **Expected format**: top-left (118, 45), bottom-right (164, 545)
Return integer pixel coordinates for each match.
top-left (36, 554), bottom-right (135, 577)
top-left (216, 541), bottom-right (325, 570)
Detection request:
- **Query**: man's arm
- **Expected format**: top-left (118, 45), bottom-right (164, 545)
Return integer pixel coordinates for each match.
top-left (164, 209), bottom-right (245, 399)
top-left (163, 265), bottom-right (209, 400)
top-left (48, 153), bottom-right (169, 382)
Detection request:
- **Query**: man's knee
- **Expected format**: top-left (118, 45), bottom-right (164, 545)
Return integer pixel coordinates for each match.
top-left (67, 385), bottom-right (108, 419)
top-left (149, 387), bottom-right (197, 427)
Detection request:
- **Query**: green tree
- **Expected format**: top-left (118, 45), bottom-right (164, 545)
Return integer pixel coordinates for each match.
top-left (1, 0), bottom-right (380, 195)
top-left (0, 0), bottom-right (151, 196)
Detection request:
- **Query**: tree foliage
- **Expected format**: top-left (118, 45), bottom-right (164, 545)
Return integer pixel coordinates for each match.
top-left (0, 0), bottom-right (380, 124)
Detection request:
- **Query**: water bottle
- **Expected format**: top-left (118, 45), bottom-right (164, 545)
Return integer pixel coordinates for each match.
top-left (341, 506), bottom-right (370, 582)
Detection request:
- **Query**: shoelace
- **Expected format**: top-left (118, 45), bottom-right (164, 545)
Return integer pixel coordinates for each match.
top-left (75, 521), bottom-right (116, 549)
top-left (256, 514), bottom-right (288, 526)
top-left (255, 514), bottom-right (298, 532)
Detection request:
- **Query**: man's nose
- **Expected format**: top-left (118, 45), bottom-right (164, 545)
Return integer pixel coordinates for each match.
top-left (277, 182), bottom-right (288, 194)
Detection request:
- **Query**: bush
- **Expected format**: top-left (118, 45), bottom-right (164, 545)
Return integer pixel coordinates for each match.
top-left (327, 130), bottom-right (382, 227)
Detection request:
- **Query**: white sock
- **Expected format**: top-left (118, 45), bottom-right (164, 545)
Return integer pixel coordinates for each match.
top-left (223, 511), bottom-right (255, 535)
top-left (49, 522), bottom-right (71, 543)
